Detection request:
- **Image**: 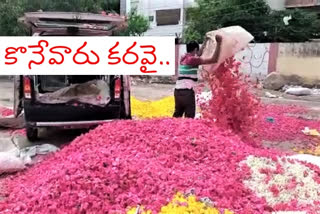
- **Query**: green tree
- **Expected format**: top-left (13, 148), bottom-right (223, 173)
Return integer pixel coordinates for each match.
top-left (101, 0), bottom-right (120, 13)
top-left (266, 9), bottom-right (320, 42)
top-left (185, 0), bottom-right (319, 43)
top-left (0, 0), bottom-right (26, 36)
top-left (185, 0), bottom-right (271, 42)
top-left (22, 0), bottom-right (107, 13)
top-left (119, 10), bottom-right (149, 36)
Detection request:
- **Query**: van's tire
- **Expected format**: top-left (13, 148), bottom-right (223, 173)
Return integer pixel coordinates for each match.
top-left (26, 126), bottom-right (38, 142)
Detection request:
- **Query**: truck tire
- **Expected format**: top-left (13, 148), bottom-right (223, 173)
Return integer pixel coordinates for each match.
top-left (27, 126), bottom-right (38, 142)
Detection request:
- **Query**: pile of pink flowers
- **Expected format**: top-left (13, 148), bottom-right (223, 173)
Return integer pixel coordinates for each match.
top-left (1, 119), bottom-right (320, 213)
top-left (255, 104), bottom-right (320, 147)
top-left (0, 106), bottom-right (13, 117)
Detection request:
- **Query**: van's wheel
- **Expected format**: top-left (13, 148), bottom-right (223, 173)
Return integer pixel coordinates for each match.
top-left (26, 127), bottom-right (38, 142)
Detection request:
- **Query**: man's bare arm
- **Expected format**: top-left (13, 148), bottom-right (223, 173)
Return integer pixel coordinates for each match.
top-left (197, 38), bottom-right (208, 56)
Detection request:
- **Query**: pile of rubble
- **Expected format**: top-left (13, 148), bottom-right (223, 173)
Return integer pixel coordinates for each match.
top-left (263, 73), bottom-right (320, 96)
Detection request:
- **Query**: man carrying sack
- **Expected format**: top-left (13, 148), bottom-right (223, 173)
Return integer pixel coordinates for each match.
top-left (173, 35), bottom-right (222, 118)
top-left (173, 26), bottom-right (254, 119)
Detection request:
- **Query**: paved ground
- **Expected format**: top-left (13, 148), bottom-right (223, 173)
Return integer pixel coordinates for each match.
top-left (0, 79), bottom-right (320, 153)
top-left (131, 83), bottom-right (175, 100)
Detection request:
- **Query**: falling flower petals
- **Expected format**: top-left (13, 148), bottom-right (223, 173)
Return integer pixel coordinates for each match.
top-left (199, 58), bottom-right (261, 144)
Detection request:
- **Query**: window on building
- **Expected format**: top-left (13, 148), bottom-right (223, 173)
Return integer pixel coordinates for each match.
top-left (156, 9), bottom-right (181, 26)
top-left (149, 16), bottom-right (154, 22)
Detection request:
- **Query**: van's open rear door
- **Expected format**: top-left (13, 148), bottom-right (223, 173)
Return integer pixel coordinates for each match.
top-left (19, 12), bottom-right (127, 36)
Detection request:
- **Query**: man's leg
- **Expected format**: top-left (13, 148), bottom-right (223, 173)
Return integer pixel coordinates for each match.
top-left (185, 89), bottom-right (196, 119)
top-left (173, 89), bottom-right (184, 118)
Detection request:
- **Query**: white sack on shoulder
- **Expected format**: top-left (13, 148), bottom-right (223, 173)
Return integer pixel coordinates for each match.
top-left (202, 26), bottom-right (254, 72)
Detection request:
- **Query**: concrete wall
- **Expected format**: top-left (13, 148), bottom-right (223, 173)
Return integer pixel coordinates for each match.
top-left (235, 43), bottom-right (270, 80)
top-left (277, 43), bottom-right (320, 81)
top-left (176, 44), bottom-right (271, 80)
top-left (175, 42), bottom-right (320, 83)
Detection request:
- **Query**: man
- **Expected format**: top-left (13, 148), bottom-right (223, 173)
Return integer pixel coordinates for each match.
top-left (173, 35), bottom-right (222, 118)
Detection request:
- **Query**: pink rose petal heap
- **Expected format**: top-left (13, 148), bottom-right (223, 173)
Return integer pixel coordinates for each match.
top-left (1, 119), bottom-right (320, 213)
top-left (0, 106), bottom-right (13, 117)
top-left (256, 104), bottom-right (320, 145)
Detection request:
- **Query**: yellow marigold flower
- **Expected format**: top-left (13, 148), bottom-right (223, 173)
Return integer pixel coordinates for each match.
top-left (131, 96), bottom-right (202, 119)
top-left (159, 192), bottom-right (233, 214)
top-left (224, 210), bottom-right (234, 214)
top-left (127, 206), bottom-right (151, 214)
top-left (126, 193), bottom-right (234, 214)
top-left (127, 193), bottom-right (234, 214)
top-left (297, 145), bottom-right (320, 156)
top-left (131, 96), bottom-right (174, 119)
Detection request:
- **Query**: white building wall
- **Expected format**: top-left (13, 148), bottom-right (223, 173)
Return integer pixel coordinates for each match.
top-left (131, 0), bottom-right (284, 36)
top-left (126, 0), bottom-right (131, 14)
top-left (130, 0), bottom-right (139, 11)
top-left (137, 0), bottom-right (194, 12)
top-left (132, 0), bottom-right (195, 36)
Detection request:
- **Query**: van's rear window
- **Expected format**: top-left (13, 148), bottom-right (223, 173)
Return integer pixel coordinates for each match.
top-left (38, 75), bottom-right (110, 93)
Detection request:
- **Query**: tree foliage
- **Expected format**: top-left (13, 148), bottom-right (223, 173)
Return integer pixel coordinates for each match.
top-left (185, 0), bottom-right (320, 43)
top-left (0, 0), bottom-right (26, 36)
top-left (267, 9), bottom-right (320, 42)
top-left (22, 0), bottom-right (105, 13)
top-left (119, 10), bottom-right (149, 36)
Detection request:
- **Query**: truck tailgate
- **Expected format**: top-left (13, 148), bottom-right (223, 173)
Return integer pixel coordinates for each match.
top-left (24, 100), bottom-right (121, 123)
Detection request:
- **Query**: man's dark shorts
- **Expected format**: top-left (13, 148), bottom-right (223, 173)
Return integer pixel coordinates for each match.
top-left (173, 88), bottom-right (196, 118)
